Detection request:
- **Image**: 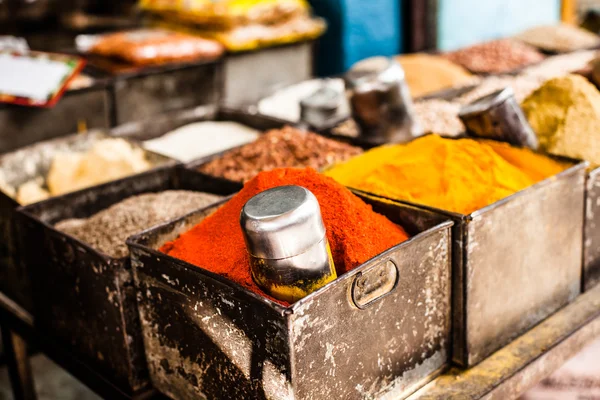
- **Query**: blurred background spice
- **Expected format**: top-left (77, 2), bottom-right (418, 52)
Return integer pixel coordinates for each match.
top-left (56, 190), bottom-right (222, 258)
top-left (325, 135), bottom-right (569, 214)
top-left (197, 126), bottom-right (362, 182)
top-left (443, 39), bottom-right (545, 74)
top-left (10, 138), bottom-right (154, 205)
top-left (522, 74), bottom-right (600, 165)
top-left (143, 121), bottom-right (260, 162)
top-left (160, 167), bottom-right (409, 304)
top-left (395, 53), bottom-right (479, 97)
top-left (515, 23), bottom-right (600, 52)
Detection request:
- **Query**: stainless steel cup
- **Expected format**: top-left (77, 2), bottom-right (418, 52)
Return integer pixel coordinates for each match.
top-left (240, 185), bottom-right (336, 303)
top-left (459, 87), bottom-right (539, 149)
top-left (344, 56), bottom-right (422, 145)
top-left (299, 80), bottom-right (344, 129)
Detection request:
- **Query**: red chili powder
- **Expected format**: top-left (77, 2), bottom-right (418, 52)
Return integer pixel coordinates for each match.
top-left (160, 168), bottom-right (409, 304)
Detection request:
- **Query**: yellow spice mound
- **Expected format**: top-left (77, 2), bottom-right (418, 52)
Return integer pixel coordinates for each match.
top-left (522, 74), bottom-right (600, 166)
top-left (396, 53), bottom-right (477, 98)
top-left (325, 135), bottom-right (569, 214)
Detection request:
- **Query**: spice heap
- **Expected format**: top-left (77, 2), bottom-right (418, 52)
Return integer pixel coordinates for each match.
top-left (14, 138), bottom-right (153, 205)
top-left (521, 50), bottom-right (597, 80)
top-left (56, 190), bottom-right (222, 258)
top-left (413, 99), bottom-right (464, 136)
top-left (325, 135), bottom-right (569, 214)
top-left (455, 74), bottom-right (547, 105)
top-left (443, 39), bottom-right (545, 74)
top-left (198, 126), bottom-right (362, 182)
top-left (515, 24), bottom-right (600, 53)
top-left (522, 74), bottom-right (600, 165)
top-left (143, 121), bottom-right (260, 162)
top-left (160, 168), bottom-right (409, 303)
top-left (395, 53), bottom-right (479, 97)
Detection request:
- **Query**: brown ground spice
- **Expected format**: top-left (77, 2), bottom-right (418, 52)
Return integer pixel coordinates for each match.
top-left (443, 38), bottom-right (545, 74)
top-left (56, 190), bottom-right (222, 258)
top-left (198, 126), bottom-right (363, 182)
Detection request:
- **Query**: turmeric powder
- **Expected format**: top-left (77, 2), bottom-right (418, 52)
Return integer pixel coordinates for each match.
top-left (325, 135), bottom-right (569, 215)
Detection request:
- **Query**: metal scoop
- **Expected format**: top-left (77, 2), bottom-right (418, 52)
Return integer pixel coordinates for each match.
top-left (240, 185), bottom-right (337, 303)
top-left (344, 56), bottom-right (422, 145)
top-left (459, 87), bottom-right (539, 149)
top-left (299, 80), bottom-right (345, 129)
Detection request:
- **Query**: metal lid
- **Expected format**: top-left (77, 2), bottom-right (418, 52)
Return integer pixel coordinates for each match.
top-left (299, 82), bottom-right (343, 127)
top-left (344, 57), bottom-right (405, 90)
top-left (459, 87), bottom-right (514, 118)
top-left (240, 185), bottom-right (326, 260)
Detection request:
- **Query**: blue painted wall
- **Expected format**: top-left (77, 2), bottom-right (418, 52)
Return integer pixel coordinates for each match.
top-left (310, 0), bottom-right (403, 76)
top-left (437, 0), bottom-right (561, 51)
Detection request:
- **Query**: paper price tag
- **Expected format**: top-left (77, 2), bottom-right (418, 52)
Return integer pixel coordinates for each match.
top-left (0, 51), bottom-right (85, 108)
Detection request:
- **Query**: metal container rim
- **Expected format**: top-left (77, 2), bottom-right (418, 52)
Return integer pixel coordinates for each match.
top-left (0, 131), bottom-right (178, 204)
top-left (16, 163), bottom-right (185, 266)
top-left (348, 157), bottom-right (587, 221)
top-left (126, 203), bottom-right (454, 314)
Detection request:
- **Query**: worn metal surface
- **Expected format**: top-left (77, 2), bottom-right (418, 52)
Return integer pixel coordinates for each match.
top-left (222, 42), bottom-right (313, 107)
top-left (128, 195), bottom-right (452, 399)
top-left (584, 167), bottom-right (600, 291)
top-left (17, 166), bottom-right (236, 394)
top-left (0, 132), bottom-right (106, 312)
top-left (112, 61), bottom-right (220, 126)
top-left (113, 105), bottom-right (289, 144)
top-left (0, 83), bottom-right (111, 155)
top-left (0, 131), bottom-right (172, 313)
top-left (408, 283), bottom-right (600, 400)
top-left (359, 158), bottom-right (587, 368)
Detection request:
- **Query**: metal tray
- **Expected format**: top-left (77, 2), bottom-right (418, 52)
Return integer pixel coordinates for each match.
top-left (584, 167), bottom-right (600, 290)
top-left (0, 131), bottom-right (173, 313)
top-left (16, 165), bottom-right (236, 394)
top-left (127, 194), bottom-right (453, 400)
top-left (0, 81), bottom-right (111, 155)
top-left (222, 41), bottom-right (313, 107)
top-left (110, 59), bottom-right (221, 126)
top-left (112, 105), bottom-right (291, 143)
top-left (354, 157), bottom-right (587, 367)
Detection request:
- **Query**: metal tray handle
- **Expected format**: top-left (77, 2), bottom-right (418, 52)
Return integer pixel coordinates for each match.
top-left (351, 259), bottom-right (399, 309)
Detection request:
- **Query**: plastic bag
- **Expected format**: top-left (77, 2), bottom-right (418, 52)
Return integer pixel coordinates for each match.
top-left (88, 29), bottom-right (224, 65)
top-left (140, 0), bottom-right (310, 28)
top-left (154, 15), bottom-right (326, 51)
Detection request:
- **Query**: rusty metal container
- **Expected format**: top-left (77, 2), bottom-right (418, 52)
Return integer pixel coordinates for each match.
top-left (16, 165), bottom-right (236, 395)
top-left (0, 79), bottom-right (111, 154)
top-left (357, 158), bottom-right (587, 367)
top-left (584, 167), bottom-right (600, 291)
top-left (112, 105), bottom-right (289, 143)
top-left (127, 195), bottom-right (453, 400)
top-left (0, 131), bottom-right (173, 313)
top-left (111, 60), bottom-right (221, 126)
top-left (222, 42), bottom-right (313, 107)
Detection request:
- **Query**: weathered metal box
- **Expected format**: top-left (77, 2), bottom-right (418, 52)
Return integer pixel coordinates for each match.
top-left (16, 166), bottom-right (236, 394)
top-left (0, 81), bottom-right (111, 154)
top-left (111, 61), bottom-right (221, 126)
top-left (222, 42), bottom-right (313, 107)
top-left (584, 167), bottom-right (600, 291)
top-left (127, 195), bottom-right (453, 399)
top-left (0, 131), bottom-right (172, 313)
top-left (112, 105), bottom-right (289, 144)
top-left (359, 159), bottom-right (587, 367)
